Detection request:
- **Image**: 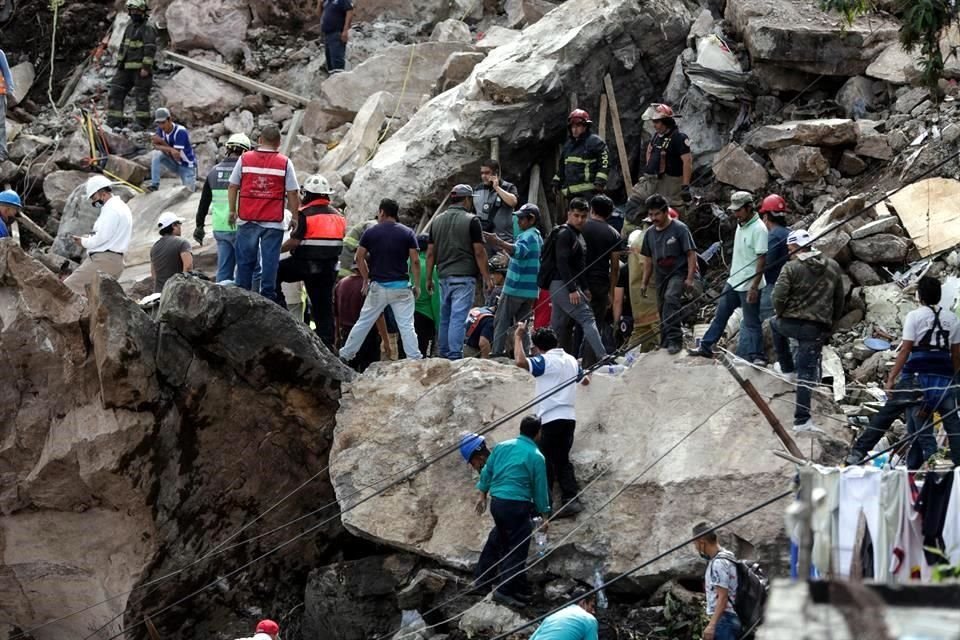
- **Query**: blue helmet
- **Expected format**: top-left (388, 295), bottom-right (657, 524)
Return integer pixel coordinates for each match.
top-left (459, 433), bottom-right (485, 462)
top-left (0, 190), bottom-right (22, 209)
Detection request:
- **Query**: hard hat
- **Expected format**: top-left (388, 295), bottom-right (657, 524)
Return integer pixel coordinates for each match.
top-left (514, 203), bottom-right (540, 219)
top-left (787, 229), bottom-right (813, 247)
top-left (759, 194), bottom-right (788, 214)
top-left (157, 211), bottom-right (184, 230)
top-left (85, 175), bottom-right (114, 199)
top-left (568, 109), bottom-right (592, 125)
top-left (459, 433), bottom-right (485, 462)
top-left (125, 0), bottom-right (148, 10)
top-left (450, 184), bottom-right (474, 198)
top-left (226, 132), bottom-right (252, 151)
top-left (667, 207), bottom-right (680, 219)
top-left (302, 173), bottom-right (334, 196)
top-left (153, 107), bottom-right (171, 123)
top-left (642, 103), bottom-right (676, 121)
top-left (726, 191), bottom-right (754, 212)
top-left (0, 189), bottom-right (22, 209)
top-left (255, 620), bottom-right (280, 635)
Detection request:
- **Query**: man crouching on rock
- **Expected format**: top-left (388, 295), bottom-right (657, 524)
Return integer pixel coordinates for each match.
top-left (473, 415), bottom-right (551, 608)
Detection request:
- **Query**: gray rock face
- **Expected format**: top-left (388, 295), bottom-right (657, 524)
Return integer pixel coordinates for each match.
top-left (165, 0), bottom-right (251, 60)
top-left (866, 41), bottom-right (922, 84)
top-left (331, 356), bottom-right (831, 590)
top-left (724, 0), bottom-right (899, 76)
top-left (0, 253), bottom-right (350, 639)
top-left (847, 261), bottom-right (883, 286)
top-left (344, 0), bottom-right (696, 223)
top-left (836, 76), bottom-right (881, 118)
top-left (849, 233), bottom-right (911, 264)
top-left (837, 150), bottom-right (867, 177)
top-left (42, 170), bottom-right (90, 214)
top-left (770, 146), bottom-right (829, 182)
top-left (713, 143), bottom-right (769, 191)
top-left (159, 68), bottom-right (246, 126)
top-left (750, 119), bottom-right (858, 151)
top-left (430, 19), bottom-right (473, 43)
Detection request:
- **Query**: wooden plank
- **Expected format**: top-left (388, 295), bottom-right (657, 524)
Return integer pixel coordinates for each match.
top-left (16, 212), bottom-right (55, 245)
top-left (165, 51), bottom-right (309, 107)
top-left (527, 164), bottom-right (540, 207)
top-left (419, 193), bottom-right (450, 234)
top-left (490, 137), bottom-right (500, 162)
top-left (280, 109), bottom-right (305, 157)
top-left (598, 94), bottom-right (608, 140)
top-left (603, 74), bottom-right (633, 195)
top-left (538, 178), bottom-right (554, 234)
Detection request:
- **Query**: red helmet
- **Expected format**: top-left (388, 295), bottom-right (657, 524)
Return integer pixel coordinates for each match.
top-left (643, 103), bottom-right (675, 121)
top-left (256, 620), bottom-right (280, 635)
top-left (668, 207), bottom-right (680, 219)
top-left (759, 194), bottom-right (788, 214)
top-left (568, 109), bottom-right (592, 125)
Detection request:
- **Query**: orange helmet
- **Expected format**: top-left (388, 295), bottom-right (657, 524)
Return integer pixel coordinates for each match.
top-left (568, 109), bottom-right (592, 125)
top-left (759, 194), bottom-right (788, 214)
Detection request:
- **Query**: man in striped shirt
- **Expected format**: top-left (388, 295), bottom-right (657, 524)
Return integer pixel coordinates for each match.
top-left (485, 203), bottom-right (543, 356)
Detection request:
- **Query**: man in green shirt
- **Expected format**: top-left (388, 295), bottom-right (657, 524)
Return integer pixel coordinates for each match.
top-left (474, 416), bottom-right (551, 607)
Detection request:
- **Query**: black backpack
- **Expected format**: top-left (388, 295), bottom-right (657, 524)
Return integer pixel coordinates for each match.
top-left (714, 551), bottom-right (768, 638)
top-left (536, 225), bottom-right (565, 290)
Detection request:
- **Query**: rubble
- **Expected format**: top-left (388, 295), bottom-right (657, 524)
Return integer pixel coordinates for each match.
top-left (159, 68), bottom-right (247, 126)
top-left (42, 170), bottom-right (90, 214)
top-left (849, 233), bottom-right (911, 264)
top-left (866, 42), bottom-right (922, 85)
top-left (887, 178), bottom-right (960, 257)
top-left (9, 62), bottom-right (36, 106)
top-left (712, 142), bottom-right (769, 191)
top-left (430, 19), bottom-right (473, 43)
top-left (459, 600), bottom-right (530, 636)
top-left (165, 0), bottom-right (252, 62)
top-left (769, 146), bottom-right (829, 182)
top-left (316, 91), bottom-right (397, 184)
top-left (749, 119), bottom-right (859, 151)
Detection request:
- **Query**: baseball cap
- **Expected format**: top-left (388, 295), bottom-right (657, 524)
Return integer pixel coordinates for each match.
top-left (256, 620), bottom-right (280, 634)
top-left (450, 184), bottom-right (474, 198)
top-left (787, 229), bottom-right (813, 247)
top-left (156, 211), bottom-right (184, 230)
top-left (514, 203), bottom-right (540, 219)
top-left (726, 191), bottom-right (754, 211)
top-left (153, 107), bottom-right (171, 122)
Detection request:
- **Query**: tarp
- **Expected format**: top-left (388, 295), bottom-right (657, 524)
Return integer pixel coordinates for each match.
top-left (685, 35), bottom-right (750, 102)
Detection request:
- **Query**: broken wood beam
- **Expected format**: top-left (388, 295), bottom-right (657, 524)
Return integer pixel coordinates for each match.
top-left (164, 52), bottom-right (310, 107)
top-left (603, 74), bottom-right (633, 195)
top-left (419, 193), bottom-right (450, 234)
top-left (598, 94), bottom-right (608, 141)
top-left (490, 137), bottom-right (500, 162)
top-left (527, 164), bottom-right (540, 207)
top-left (16, 212), bottom-right (55, 245)
top-left (280, 109), bottom-right (305, 156)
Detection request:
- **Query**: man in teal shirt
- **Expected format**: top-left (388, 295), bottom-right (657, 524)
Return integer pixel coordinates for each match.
top-left (474, 415), bottom-right (550, 607)
top-left (530, 587), bottom-right (599, 640)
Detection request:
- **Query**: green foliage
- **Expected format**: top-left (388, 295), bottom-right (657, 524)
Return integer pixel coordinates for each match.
top-left (819, 0), bottom-right (960, 87)
top-left (922, 546), bottom-right (960, 582)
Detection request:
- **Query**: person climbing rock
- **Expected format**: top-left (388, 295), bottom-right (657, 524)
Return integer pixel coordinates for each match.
top-left (105, 0), bottom-right (157, 129)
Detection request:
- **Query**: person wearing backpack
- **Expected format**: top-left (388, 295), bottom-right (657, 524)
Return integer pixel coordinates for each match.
top-left (693, 522), bottom-right (741, 640)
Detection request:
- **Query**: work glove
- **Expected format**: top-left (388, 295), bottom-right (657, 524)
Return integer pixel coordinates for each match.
top-left (681, 185), bottom-right (693, 203)
top-left (193, 227), bottom-right (204, 244)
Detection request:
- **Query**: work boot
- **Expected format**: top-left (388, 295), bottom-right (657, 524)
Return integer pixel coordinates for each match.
top-left (667, 343), bottom-right (682, 355)
top-left (554, 499), bottom-right (584, 519)
top-left (688, 346), bottom-right (714, 359)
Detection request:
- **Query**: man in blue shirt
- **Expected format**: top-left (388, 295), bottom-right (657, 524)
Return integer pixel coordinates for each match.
top-left (474, 415), bottom-right (551, 607)
top-left (0, 48), bottom-right (16, 162)
top-left (758, 194), bottom-right (791, 323)
top-left (530, 587), bottom-right (599, 640)
top-left (318, 0), bottom-right (354, 72)
top-left (0, 189), bottom-right (22, 238)
top-left (149, 107), bottom-right (197, 192)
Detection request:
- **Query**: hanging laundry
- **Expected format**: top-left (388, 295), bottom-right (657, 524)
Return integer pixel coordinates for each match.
top-left (916, 469), bottom-right (954, 566)
top-left (810, 465), bottom-right (840, 575)
top-left (942, 468), bottom-right (960, 566)
top-left (892, 472), bottom-right (928, 582)
top-left (838, 466), bottom-right (882, 578)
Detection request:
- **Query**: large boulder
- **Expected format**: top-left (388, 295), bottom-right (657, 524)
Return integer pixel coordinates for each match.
top-left (769, 146), bottom-right (829, 182)
top-left (724, 0), bottom-right (899, 76)
top-left (9, 62), bottom-right (35, 106)
top-left (0, 256), bottom-right (350, 639)
top-left (159, 68), bottom-right (246, 126)
top-left (42, 170), bottom-right (89, 214)
top-left (344, 0), bottom-right (696, 223)
top-left (320, 42), bottom-right (479, 122)
top-left (331, 356), bottom-right (835, 589)
top-left (317, 91), bottom-right (399, 185)
top-left (165, 0), bottom-right (251, 60)
top-left (749, 119), bottom-right (858, 151)
top-left (712, 143), bottom-right (768, 191)
top-left (849, 233), bottom-right (911, 264)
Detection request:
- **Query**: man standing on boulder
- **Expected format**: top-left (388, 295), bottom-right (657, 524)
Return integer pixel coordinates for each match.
top-left (427, 184), bottom-right (492, 360)
top-left (770, 229), bottom-right (844, 435)
top-left (474, 158), bottom-right (519, 246)
top-left (475, 415), bottom-right (551, 607)
top-left (691, 192), bottom-right (767, 364)
top-left (105, 0), bottom-right (157, 129)
top-left (640, 103), bottom-right (693, 211)
top-left (195, 133), bottom-right (253, 282)
top-left (579, 194), bottom-right (621, 365)
top-left (553, 109), bottom-right (608, 202)
top-left (640, 194), bottom-right (697, 355)
top-left (318, 0), bottom-right (353, 72)
top-left (515, 324), bottom-right (585, 518)
top-left (338, 198), bottom-right (422, 363)
top-left (150, 107), bottom-right (197, 192)
top-left (228, 124), bottom-right (300, 304)
top-left (64, 176), bottom-right (133, 294)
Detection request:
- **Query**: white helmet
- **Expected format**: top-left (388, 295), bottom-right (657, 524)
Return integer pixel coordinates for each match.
top-left (226, 132), bottom-right (252, 151)
top-left (156, 211), bottom-right (184, 230)
top-left (301, 173), bottom-right (334, 197)
top-left (84, 175), bottom-right (114, 199)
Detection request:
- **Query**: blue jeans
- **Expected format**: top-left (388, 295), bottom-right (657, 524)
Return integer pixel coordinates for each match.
top-left (213, 230), bottom-right (236, 283)
top-left (905, 373), bottom-right (960, 468)
top-left (151, 151), bottom-right (197, 191)
top-left (700, 284), bottom-right (764, 361)
top-left (714, 611), bottom-right (742, 640)
top-left (759, 285), bottom-right (775, 323)
top-left (339, 282), bottom-right (422, 360)
top-left (438, 276), bottom-right (476, 360)
top-left (771, 317), bottom-right (826, 425)
top-left (235, 223), bottom-right (284, 302)
top-left (324, 31), bottom-right (347, 71)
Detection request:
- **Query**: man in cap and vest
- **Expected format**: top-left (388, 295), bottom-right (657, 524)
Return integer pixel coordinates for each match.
top-left (195, 133), bottom-right (253, 282)
top-left (64, 176), bottom-right (133, 294)
top-left (426, 184), bottom-right (493, 360)
top-left (552, 109), bottom-right (609, 202)
top-left (105, 0), bottom-right (158, 129)
top-left (0, 189), bottom-right (22, 238)
top-left (277, 173), bottom-right (346, 348)
top-left (227, 124), bottom-right (301, 303)
top-left (0, 46), bottom-right (15, 161)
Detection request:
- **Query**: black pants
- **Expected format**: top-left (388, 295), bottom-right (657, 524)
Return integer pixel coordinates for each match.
top-left (539, 418), bottom-right (579, 504)
top-left (571, 281), bottom-right (611, 367)
top-left (107, 68), bottom-right (152, 127)
top-left (399, 312), bottom-right (436, 359)
top-left (656, 273), bottom-right (685, 347)
top-left (475, 497), bottom-right (533, 596)
top-left (277, 257), bottom-right (338, 349)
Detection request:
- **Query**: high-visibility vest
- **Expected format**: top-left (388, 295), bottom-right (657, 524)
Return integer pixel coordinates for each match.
top-left (238, 149), bottom-right (289, 223)
top-left (296, 200), bottom-right (347, 261)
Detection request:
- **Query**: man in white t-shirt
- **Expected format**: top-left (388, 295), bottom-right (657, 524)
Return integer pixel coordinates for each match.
top-left (514, 323), bottom-right (587, 518)
top-left (692, 522), bottom-right (740, 640)
top-left (847, 276), bottom-right (960, 468)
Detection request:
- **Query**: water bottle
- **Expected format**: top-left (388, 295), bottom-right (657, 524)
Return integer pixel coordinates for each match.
top-left (532, 517), bottom-right (548, 556)
top-left (593, 566), bottom-right (608, 610)
top-left (624, 351), bottom-right (638, 368)
top-left (699, 241), bottom-right (722, 263)
top-left (603, 364), bottom-right (627, 375)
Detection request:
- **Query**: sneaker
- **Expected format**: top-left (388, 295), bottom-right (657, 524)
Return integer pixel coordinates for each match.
top-left (688, 347), bottom-right (714, 359)
top-left (554, 499), bottom-right (584, 519)
top-left (667, 343), bottom-right (682, 355)
top-left (793, 420), bottom-right (825, 435)
top-left (752, 358), bottom-right (768, 366)
top-left (492, 590), bottom-right (525, 608)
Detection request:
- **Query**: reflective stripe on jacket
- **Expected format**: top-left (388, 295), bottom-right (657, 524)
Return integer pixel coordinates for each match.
top-left (554, 132), bottom-right (609, 196)
top-left (118, 21), bottom-right (158, 70)
top-left (296, 201), bottom-right (347, 261)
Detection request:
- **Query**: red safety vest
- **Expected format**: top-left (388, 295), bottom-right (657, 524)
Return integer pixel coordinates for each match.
top-left (238, 149), bottom-right (288, 223)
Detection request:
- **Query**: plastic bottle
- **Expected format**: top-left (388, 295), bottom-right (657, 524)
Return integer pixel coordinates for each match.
top-left (532, 517), bottom-right (548, 556)
top-left (602, 364), bottom-right (627, 375)
top-left (593, 566), bottom-right (608, 610)
top-left (699, 241), bottom-right (722, 263)
top-left (624, 351), bottom-right (638, 368)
